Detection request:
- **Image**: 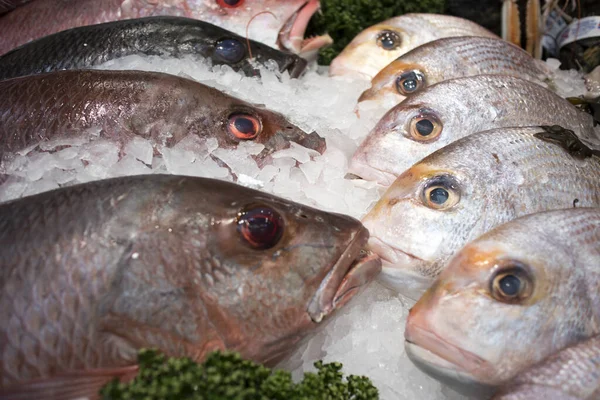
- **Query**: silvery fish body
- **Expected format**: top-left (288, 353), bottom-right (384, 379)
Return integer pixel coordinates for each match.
top-left (0, 174), bottom-right (381, 399)
top-left (404, 208), bottom-right (600, 394)
top-left (358, 36), bottom-right (551, 108)
top-left (0, 17), bottom-right (307, 80)
top-left (362, 127), bottom-right (600, 299)
top-left (349, 75), bottom-right (599, 186)
top-left (329, 14), bottom-right (498, 80)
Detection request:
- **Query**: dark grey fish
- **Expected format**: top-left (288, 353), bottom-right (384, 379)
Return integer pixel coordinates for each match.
top-left (0, 16), bottom-right (308, 80)
top-left (0, 174), bottom-right (381, 399)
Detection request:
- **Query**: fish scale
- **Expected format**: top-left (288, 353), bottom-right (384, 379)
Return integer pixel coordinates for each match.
top-left (362, 126), bottom-right (600, 300)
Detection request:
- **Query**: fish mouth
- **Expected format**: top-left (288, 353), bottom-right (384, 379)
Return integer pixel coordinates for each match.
top-left (307, 227), bottom-right (382, 323)
top-left (368, 236), bottom-right (432, 299)
top-left (278, 0), bottom-right (333, 57)
top-left (346, 160), bottom-right (397, 187)
top-left (404, 342), bottom-right (496, 397)
top-left (281, 56), bottom-right (308, 79)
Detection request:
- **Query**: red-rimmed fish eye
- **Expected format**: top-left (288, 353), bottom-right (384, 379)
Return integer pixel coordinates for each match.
top-left (237, 206), bottom-right (284, 250)
top-left (489, 262), bottom-right (534, 304)
top-left (217, 0), bottom-right (244, 8)
top-left (396, 70), bottom-right (426, 95)
top-left (376, 30), bottom-right (401, 50)
top-left (227, 113), bottom-right (262, 140)
top-left (408, 112), bottom-right (443, 142)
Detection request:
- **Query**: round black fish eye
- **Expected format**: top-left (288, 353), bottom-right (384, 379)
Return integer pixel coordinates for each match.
top-left (227, 113), bottom-right (262, 140)
top-left (237, 206), bottom-right (284, 250)
top-left (217, 0), bottom-right (244, 8)
top-left (422, 175), bottom-right (460, 210)
top-left (396, 70), bottom-right (425, 95)
top-left (490, 263), bottom-right (533, 303)
top-left (408, 111), bottom-right (443, 142)
top-left (215, 38), bottom-right (246, 64)
top-left (376, 30), bottom-right (401, 50)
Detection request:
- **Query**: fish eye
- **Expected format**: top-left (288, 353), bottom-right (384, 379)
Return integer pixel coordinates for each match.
top-left (490, 263), bottom-right (534, 303)
top-left (396, 70), bottom-right (426, 95)
top-left (215, 38), bottom-right (246, 64)
top-left (227, 113), bottom-right (262, 140)
top-left (376, 30), bottom-right (401, 50)
top-left (421, 175), bottom-right (460, 210)
top-left (408, 111), bottom-right (443, 142)
top-left (217, 0), bottom-right (244, 8)
top-left (237, 206), bottom-right (284, 250)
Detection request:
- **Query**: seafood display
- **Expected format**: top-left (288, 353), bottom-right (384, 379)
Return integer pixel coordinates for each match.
top-left (0, 0), bottom-right (333, 57)
top-left (0, 174), bottom-right (381, 397)
top-left (362, 126), bottom-right (600, 298)
top-left (349, 75), bottom-right (598, 186)
top-left (329, 14), bottom-right (498, 79)
top-left (1, 2), bottom-right (600, 399)
top-left (405, 208), bottom-right (600, 391)
top-left (0, 17), bottom-right (308, 80)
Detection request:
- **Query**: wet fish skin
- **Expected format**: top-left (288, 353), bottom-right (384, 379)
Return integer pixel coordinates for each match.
top-left (0, 69), bottom-right (325, 162)
top-left (493, 336), bottom-right (600, 399)
top-left (0, 174), bottom-right (381, 396)
top-left (358, 36), bottom-right (550, 107)
top-left (362, 127), bottom-right (600, 299)
top-left (349, 75), bottom-right (599, 186)
top-left (0, 0), bottom-right (30, 15)
top-left (404, 208), bottom-right (600, 391)
top-left (0, 0), bottom-right (328, 56)
top-left (0, 17), bottom-right (307, 80)
top-left (329, 14), bottom-right (498, 80)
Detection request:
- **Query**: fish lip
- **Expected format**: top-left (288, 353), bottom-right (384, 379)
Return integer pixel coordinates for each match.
top-left (404, 342), bottom-right (496, 397)
top-left (307, 227), bottom-right (382, 323)
top-left (346, 158), bottom-right (397, 186)
top-left (277, 0), bottom-right (332, 55)
top-left (283, 56), bottom-right (308, 78)
top-left (368, 236), bottom-right (426, 266)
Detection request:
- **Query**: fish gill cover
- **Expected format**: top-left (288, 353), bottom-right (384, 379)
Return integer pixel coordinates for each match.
top-left (306, 0), bottom-right (447, 65)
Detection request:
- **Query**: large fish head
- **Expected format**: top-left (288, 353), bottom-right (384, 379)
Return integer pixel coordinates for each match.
top-left (404, 226), bottom-right (591, 392)
top-left (361, 145), bottom-right (506, 299)
top-left (358, 60), bottom-right (439, 106)
top-left (197, 0), bottom-right (332, 57)
top-left (199, 88), bottom-right (326, 156)
top-left (186, 178), bottom-right (381, 364)
top-left (348, 102), bottom-right (458, 186)
top-left (329, 22), bottom-right (423, 80)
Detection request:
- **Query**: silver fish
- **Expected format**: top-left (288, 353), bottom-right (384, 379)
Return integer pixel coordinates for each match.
top-left (362, 126), bottom-right (600, 299)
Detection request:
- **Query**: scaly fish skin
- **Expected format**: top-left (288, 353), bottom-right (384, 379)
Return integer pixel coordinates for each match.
top-left (0, 0), bottom-right (30, 15)
top-left (0, 69), bottom-right (325, 162)
top-left (329, 14), bottom-right (498, 80)
top-left (493, 335), bottom-right (600, 399)
top-left (349, 75), bottom-right (598, 186)
top-left (0, 0), bottom-right (328, 56)
top-left (0, 17), bottom-right (308, 80)
top-left (358, 36), bottom-right (550, 107)
top-left (362, 127), bottom-right (600, 299)
top-left (404, 208), bottom-right (600, 392)
top-left (0, 174), bottom-right (381, 393)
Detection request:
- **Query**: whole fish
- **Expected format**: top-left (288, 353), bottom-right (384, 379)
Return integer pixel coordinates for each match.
top-left (358, 36), bottom-right (550, 107)
top-left (0, 17), bottom-right (308, 80)
top-left (404, 208), bottom-right (600, 393)
top-left (362, 126), bottom-right (600, 299)
top-left (0, 0), bottom-right (30, 15)
top-left (329, 14), bottom-right (498, 80)
top-left (349, 75), bottom-right (599, 186)
top-left (0, 174), bottom-right (382, 399)
top-left (493, 335), bottom-right (600, 400)
top-left (0, 0), bottom-right (333, 57)
top-left (0, 70), bottom-right (325, 163)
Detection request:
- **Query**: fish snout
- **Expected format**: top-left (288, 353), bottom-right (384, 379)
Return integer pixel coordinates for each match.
top-left (347, 153), bottom-right (397, 186)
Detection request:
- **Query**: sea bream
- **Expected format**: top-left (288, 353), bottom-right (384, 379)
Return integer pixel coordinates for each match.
top-left (362, 126), bottom-right (600, 298)
top-left (0, 69), bottom-right (325, 165)
top-left (0, 0), bottom-right (333, 57)
top-left (404, 208), bottom-right (600, 394)
top-left (349, 75), bottom-right (599, 186)
top-left (0, 174), bottom-right (382, 399)
top-left (329, 14), bottom-right (498, 80)
top-left (0, 17), bottom-right (308, 80)
top-left (493, 335), bottom-right (600, 400)
top-left (357, 36), bottom-right (551, 108)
